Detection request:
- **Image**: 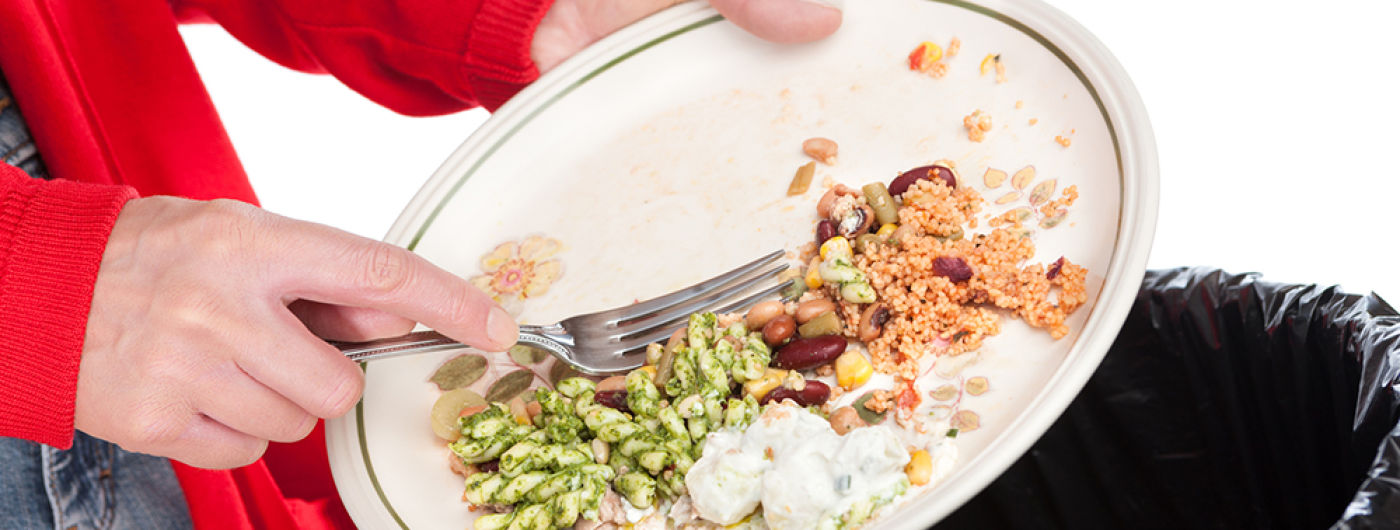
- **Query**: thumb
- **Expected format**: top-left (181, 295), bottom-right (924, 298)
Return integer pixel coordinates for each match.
top-left (709, 0), bottom-right (843, 44)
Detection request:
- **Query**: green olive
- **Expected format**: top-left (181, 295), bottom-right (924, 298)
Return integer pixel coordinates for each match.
top-left (862, 182), bottom-right (900, 226)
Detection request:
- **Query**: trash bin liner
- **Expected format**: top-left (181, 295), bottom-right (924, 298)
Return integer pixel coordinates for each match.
top-left (935, 267), bottom-right (1400, 529)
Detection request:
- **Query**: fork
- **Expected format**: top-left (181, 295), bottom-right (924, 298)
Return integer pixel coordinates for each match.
top-left (333, 250), bottom-right (794, 374)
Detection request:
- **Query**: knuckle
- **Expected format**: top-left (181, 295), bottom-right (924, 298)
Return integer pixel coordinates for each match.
top-left (357, 244), bottom-right (416, 296)
top-left (164, 288), bottom-right (226, 327)
top-left (127, 401), bottom-right (190, 451)
top-left (193, 199), bottom-right (259, 258)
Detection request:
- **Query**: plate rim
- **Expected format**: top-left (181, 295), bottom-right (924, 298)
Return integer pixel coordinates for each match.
top-left (327, 0), bottom-right (1160, 527)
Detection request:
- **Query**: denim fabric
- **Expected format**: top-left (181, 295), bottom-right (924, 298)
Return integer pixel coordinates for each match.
top-left (0, 433), bottom-right (192, 529)
top-left (0, 70), bottom-right (50, 179)
top-left (0, 68), bottom-right (192, 528)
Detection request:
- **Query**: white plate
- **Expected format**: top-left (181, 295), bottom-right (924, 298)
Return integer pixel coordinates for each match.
top-left (326, 0), bottom-right (1157, 528)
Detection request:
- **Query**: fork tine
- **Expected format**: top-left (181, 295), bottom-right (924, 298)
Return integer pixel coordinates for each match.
top-left (599, 250), bottom-right (785, 326)
top-left (604, 264), bottom-right (787, 340)
top-left (710, 279), bottom-right (798, 315)
top-left (605, 279), bottom-right (796, 354)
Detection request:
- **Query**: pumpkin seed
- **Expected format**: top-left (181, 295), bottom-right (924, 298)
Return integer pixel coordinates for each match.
top-left (994, 191), bottom-right (1022, 205)
top-left (508, 344), bottom-right (549, 365)
top-left (1040, 208), bottom-right (1068, 229)
top-left (1029, 179), bottom-right (1057, 206)
top-left (852, 391), bottom-right (889, 425)
top-left (1011, 165), bottom-right (1035, 189)
top-left (429, 354), bottom-right (488, 391)
top-left (486, 369), bottom-right (535, 402)
top-left (965, 376), bottom-right (990, 396)
top-left (982, 168), bottom-right (1007, 188)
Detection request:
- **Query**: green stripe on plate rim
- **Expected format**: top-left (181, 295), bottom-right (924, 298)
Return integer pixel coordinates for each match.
top-left (361, 2), bottom-right (1126, 528)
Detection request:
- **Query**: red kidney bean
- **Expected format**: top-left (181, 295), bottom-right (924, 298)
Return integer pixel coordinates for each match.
top-left (888, 164), bottom-right (956, 197)
top-left (815, 220), bottom-right (837, 245)
top-left (761, 380), bottom-right (831, 407)
top-left (773, 335), bottom-right (847, 370)
top-left (594, 390), bottom-right (630, 413)
top-left (1046, 256), bottom-right (1066, 280)
top-left (477, 460), bottom-right (500, 473)
top-left (932, 256), bottom-right (973, 283)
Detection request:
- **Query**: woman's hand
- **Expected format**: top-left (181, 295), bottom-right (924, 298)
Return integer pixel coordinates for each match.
top-left (74, 197), bottom-right (517, 469)
top-left (532, 0), bottom-right (843, 72)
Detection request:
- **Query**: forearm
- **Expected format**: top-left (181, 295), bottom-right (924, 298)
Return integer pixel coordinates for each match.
top-left (170, 0), bottom-right (555, 114)
top-left (0, 165), bottom-right (136, 448)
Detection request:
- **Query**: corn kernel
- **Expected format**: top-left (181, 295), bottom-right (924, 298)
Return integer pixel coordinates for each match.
top-left (906, 449), bottom-right (933, 485)
top-left (907, 41), bottom-right (943, 72)
top-left (835, 350), bottom-right (874, 390)
top-left (743, 368), bottom-right (787, 401)
top-left (876, 223), bottom-right (898, 238)
top-left (820, 236), bottom-right (852, 261)
top-left (804, 256), bottom-right (824, 288)
top-left (980, 53), bottom-right (1000, 76)
top-left (639, 365), bottom-right (657, 379)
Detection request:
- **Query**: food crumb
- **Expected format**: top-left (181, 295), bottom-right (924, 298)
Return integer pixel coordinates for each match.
top-left (994, 60), bottom-right (1007, 84)
top-left (1029, 118), bottom-right (1038, 126)
top-left (908, 41), bottom-right (943, 72)
top-left (816, 363), bottom-right (835, 377)
top-left (1054, 134), bottom-right (1072, 148)
top-left (963, 110), bottom-right (992, 142)
top-left (979, 54), bottom-right (999, 76)
top-left (928, 61), bottom-right (949, 79)
top-left (802, 137), bottom-right (839, 165)
top-left (1015, 100), bottom-right (1024, 109)
top-left (947, 37), bottom-right (961, 57)
top-left (787, 161), bottom-right (816, 196)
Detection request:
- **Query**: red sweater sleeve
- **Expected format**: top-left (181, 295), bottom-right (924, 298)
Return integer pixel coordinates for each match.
top-left (0, 164), bottom-right (137, 449)
top-left (170, 0), bottom-right (554, 114)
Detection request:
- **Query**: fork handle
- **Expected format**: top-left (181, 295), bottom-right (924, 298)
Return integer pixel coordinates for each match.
top-left (334, 330), bottom-right (463, 363)
top-left (334, 325), bottom-right (568, 364)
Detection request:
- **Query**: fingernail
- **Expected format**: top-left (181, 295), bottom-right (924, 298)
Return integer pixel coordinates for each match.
top-left (487, 306), bottom-right (519, 351)
top-left (798, 0), bottom-right (843, 9)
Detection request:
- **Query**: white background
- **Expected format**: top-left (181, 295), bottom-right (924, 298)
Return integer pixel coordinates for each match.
top-left (179, 0), bottom-right (1400, 300)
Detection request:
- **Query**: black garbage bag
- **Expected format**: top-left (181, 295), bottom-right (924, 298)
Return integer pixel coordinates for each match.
top-left (935, 267), bottom-right (1400, 529)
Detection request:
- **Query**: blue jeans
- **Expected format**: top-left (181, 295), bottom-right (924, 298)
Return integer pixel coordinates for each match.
top-left (0, 433), bottom-right (192, 529)
top-left (0, 73), bottom-right (48, 179)
top-left (0, 72), bottom-right (192, 529)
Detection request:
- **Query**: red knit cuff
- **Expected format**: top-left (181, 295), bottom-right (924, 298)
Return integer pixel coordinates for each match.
top-left (462, 0), bottom-right (554, 111)
top-left (0, 168), bottom-right (137, 449)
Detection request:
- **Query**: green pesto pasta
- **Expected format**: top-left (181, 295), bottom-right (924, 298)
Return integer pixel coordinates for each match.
top-left (452, 310), bottom-right (777, 529)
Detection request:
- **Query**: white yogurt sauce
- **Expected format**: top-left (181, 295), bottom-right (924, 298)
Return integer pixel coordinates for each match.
top-left (684, 403), bottom-right (913, 529)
